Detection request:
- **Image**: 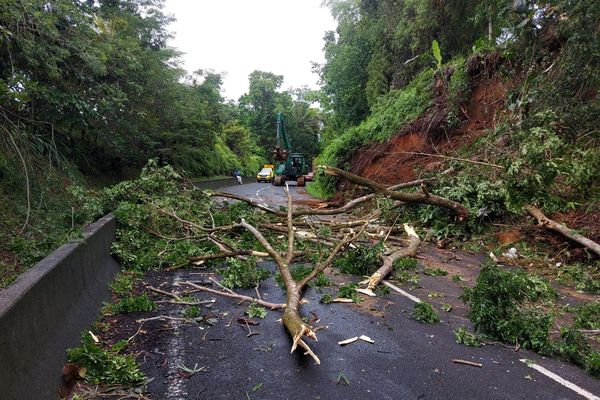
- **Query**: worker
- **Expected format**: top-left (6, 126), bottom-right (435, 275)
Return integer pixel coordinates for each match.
top-left (234, 169), bottom-right (242, 184)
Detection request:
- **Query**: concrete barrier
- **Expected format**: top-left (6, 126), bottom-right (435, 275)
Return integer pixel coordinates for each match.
top-left (0, 214), bottom-right (120, 400)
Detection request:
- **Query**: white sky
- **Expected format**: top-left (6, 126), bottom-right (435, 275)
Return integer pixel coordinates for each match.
top-left (163, 0), bottom-right (337, 101)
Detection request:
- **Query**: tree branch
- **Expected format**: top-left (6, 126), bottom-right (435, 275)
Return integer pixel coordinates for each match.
top-left (322, 165), bottom-right (469, 220)
top-left (179, 281), bottom-right (285, 310)
top-left (524, 205), bottom-right (600, 257)
top-left (358, 224), bottom-right (421, 297)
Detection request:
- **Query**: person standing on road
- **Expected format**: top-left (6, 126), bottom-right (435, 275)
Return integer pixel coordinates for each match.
top-left (234, 169), bottom-right (242, 184)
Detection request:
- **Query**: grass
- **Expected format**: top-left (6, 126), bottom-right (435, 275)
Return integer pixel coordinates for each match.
top-left (306, 182), bottom-right (331, 200)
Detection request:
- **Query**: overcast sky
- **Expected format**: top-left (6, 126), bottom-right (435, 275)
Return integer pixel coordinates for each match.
top-left (163, 0), bottom-right (337, 101)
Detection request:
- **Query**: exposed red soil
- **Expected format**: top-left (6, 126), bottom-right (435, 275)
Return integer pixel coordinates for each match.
top-left (348, 60), bottom-right (508, 186)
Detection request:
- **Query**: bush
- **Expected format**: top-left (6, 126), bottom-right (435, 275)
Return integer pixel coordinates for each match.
top-left (108, 294), bottom-right (156, 315)
top-left (247, 302), bottom-right (267, 319)
top-left (454, 327), bottom-right (482, 347)
top-left (337, 283), bottom-right (362, 303)
top-left (333, 243), bottom-right (384, 275)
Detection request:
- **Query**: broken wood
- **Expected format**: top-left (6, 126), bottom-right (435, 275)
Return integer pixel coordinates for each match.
top-left (524, 205), bottom-right (600, 257)
top-left (322, 165), bottom-right (469, 220)
top-left (359, 335), bottom-right (375, 343)
top-left (358, 224), bottom-right (421, 297)
top-left (338, 337), bottom-right (359, 345)
top-left (381, 280), bottom-right (422, 303)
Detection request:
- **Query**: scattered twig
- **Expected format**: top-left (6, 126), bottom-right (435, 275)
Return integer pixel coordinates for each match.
top-left (179, 281), bottom-right (286, 310)
top-left (452, 359), bottom-right (483, 367)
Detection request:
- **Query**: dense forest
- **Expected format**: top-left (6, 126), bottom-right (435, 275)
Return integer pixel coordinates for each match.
top-left (0, 0), bottom-right (321, 285)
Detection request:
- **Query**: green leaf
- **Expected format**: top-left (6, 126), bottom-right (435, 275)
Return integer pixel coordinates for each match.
top-left (432, 40), bottom-right (442, 69)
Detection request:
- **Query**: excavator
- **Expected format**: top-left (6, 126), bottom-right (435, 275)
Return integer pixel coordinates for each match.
top-left (271, 112), bottom-right (308, 186)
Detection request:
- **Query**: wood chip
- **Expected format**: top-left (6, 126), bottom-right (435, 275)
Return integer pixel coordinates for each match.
top-left (359, 335), bottom-right (374, 344)
top-left (338, 337), bottom-right (359, 346)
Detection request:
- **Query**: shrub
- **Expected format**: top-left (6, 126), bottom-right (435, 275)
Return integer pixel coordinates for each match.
top-left (108, 294), bottom-right (155, 315)
top-left (461, 259), bottom-right (556, 353)
top-left (454, 327), bottom-right (482, 347)
top-left (333, 243), bottom-right (384, 275)
top-left (67, 333), bottom-right (145, 385)
top-left (247, 302), bottom-right (267, 319)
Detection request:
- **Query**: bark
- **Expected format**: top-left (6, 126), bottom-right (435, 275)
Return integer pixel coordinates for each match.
top-left (524, 205), bottom-right (600, 257)
top-left (322, 165), bottom-right (469, 220)
top-left (357, 224), bottom-right (421, 297)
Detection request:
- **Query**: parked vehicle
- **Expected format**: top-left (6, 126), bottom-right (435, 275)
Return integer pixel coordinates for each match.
top-left (256, 166), bottom-right (274, 183)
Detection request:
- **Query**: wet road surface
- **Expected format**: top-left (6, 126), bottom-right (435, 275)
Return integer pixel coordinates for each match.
top-left (130, 182), bottom-right (600, 399)
top-left (216, 181), bottom-right (315, 209)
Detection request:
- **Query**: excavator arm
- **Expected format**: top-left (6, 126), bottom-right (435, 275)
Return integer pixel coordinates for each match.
top-left (273, 112), bottom-right (291, 161)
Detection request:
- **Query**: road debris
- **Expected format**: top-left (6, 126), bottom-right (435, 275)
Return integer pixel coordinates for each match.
top-left (338, 337), bottom-right (359, 345)
top-left (452, 359), bottom-right (483, 367)
top-left (359, 335), bottom-right (375, 344)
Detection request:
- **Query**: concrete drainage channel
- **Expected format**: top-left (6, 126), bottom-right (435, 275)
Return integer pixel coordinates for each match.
top-left (0, 214), bottom-right (120, 400)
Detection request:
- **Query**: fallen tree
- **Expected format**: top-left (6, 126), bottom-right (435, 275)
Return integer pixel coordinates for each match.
top-left (104, 166), bottom-right (458, 364)
top-left (236, 187), bottom-right (366, 363)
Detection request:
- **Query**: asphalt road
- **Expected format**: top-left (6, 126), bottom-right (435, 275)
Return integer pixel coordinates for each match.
top-left (130, 182), bottom-right (600, 400)
top-left (216, 181), bottom-right (315, 209)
